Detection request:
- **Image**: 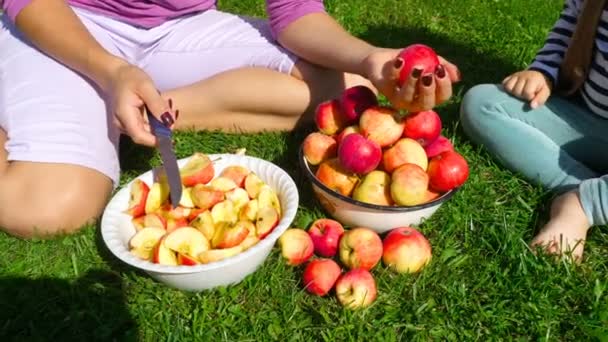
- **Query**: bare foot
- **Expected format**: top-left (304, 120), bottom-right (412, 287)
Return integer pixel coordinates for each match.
top-left (530, 190), bottom-right (591, 262)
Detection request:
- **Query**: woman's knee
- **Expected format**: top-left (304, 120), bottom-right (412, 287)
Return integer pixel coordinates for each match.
top-left (0, 165), bottom-right (112, 239)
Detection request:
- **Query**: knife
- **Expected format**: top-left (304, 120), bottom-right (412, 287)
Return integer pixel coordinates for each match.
top-left (146, 107), bottom-right (182, 208)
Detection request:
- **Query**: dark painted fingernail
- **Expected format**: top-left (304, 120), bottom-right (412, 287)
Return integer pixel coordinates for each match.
top-left (412, 68), bottom-right (423, 79)
top-left (175, 109), bottom-right (180, 120)
top-left (161, 112), bottom-right (174, 127)
top-left (168, 98), bottom-right (173, 109)
top-left (436, 65), bottom-right (446, 78)
top-left (394, 58), bottom-right (404, 69)
top-left (422, 74), bottom-right (433, 87)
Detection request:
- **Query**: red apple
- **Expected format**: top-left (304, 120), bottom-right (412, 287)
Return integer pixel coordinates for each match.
top-left (427, 150), bottom-right (469, 191)
top-left (382, 138), bottom-right (428, 173)
top-left (390, 163), bottom-right (429, 206)
top-left (403, 110), bottom-right (442, 147)
top-left (338, 85), bottom-right (378, 123)
top-left (424, 135), bottom-right (454, 158)
top-left (302, 258), bottom-right (342, 296)
top-left (125, 179), bottom-right (150, 218)
top-left (335, 268), bottom-right (377, 309)
top-left (302, 132), bottom-right (338, 165)
top-left (382, 226), bottom-right (432, 273)
top-left (315, 158), bottom-right (359, 197)
top-left (338, 133), bottom-right (382, 174)
top-left (307, 218), bottom-right (345, 257)
top-left (278, 228), bottom-right (314, 265)
top-left (335, 125), bottom-right (360, 145)
top-left (397, 44), bottom-right (440, 86)
top-left (219, 166), bottom-right (250, 188)
top-left (315, 99), bottom-right (347, 135)
top-left (339, 227), bottom-right (383, 270)
top-left (180, 152), bottom-right (215, 187)
top-left (359, 106), bottom-right (405, 148)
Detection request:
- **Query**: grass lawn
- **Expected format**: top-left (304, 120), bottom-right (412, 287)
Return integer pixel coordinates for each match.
top-left (2, 0), bottom-right (608, 340)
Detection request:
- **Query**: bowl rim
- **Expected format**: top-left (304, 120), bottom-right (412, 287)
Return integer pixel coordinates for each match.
top-left (101, 153), bottom-right (299, 275)
top-left (298, 146), bottom-right (458, 212)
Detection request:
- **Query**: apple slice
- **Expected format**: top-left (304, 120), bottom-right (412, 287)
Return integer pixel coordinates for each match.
top-left (255, 206), bottom-right (279, 238)
top-left (209, 177), bottom-right (238, 192)
top-left (257, 185), bottom-right (282, 217)
top-left (132, 216), bottom-right (145, 231)
top-left (212, 221), bottom-right (251, 249)
top-left (239, 236), bottom-right (260, 251)
top-left (187, 208), bottom-right (206, 222)
top-left (220, 166), bottom-right (251, 188)
top-left (145, 182), bottom-right (170, 214)
top-left (125, 179), bottom-right (150, 217)
top-left (239, 199), bottom-right (259, 222)
top-left (153, 236), bottom-right (178, 265)
top-left (177, 253), bottom-right (200, 266)
top-left (244, 173), bottom-right (265, 199)
top-left (211, 200), bottom-right (237, 225)
top-left (198, 246), bottom-right (243, 264)
top-left (166, 217), bottom-right (189, 232)
top-left (179, 187), bottom-right (195, 208)
top-left (190, 210), bottom-right (216, 241)
top-left (163, 205), bottom-right (191, 221)
top-left (129, 227), bottom-right (166, 260)
top-left (180, 152), bottom-right (215, 186)
top-left (143, 213), bottom-right (167, 230)
top-left (226, 187), bottom-right (250, 211)
top-left (164, 227), bottom-right (210, 259)
top-left (190, 184), bottom-right (225, 211)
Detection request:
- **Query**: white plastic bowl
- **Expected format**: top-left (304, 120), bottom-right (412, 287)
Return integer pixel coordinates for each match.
top-left (101, 153), bottom-right (299, 291)
top-left (299, 147), bottom-right (457, 233)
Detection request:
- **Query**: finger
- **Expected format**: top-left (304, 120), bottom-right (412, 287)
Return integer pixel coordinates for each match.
top-left (138, 81), bottom-right (173, 126)
top-left (437, 56), bottom-right (461, 82)
top-left (530, 86), bottom-right (551, 109)
top-left (397, 66), bottom-right (423, 105)
top-left (512, 78), bottom-right (527, 98)
top-left (522, 78), bottom-right (540, 101)
top-left (435, 64), bottom-right (452, 104)
top-left (502, 75), bottom-right (513, 86)
top-left (503, 76), bottom-right (518, 93)
top-left (417, 73), bottom-right (436, 111)
top-left (119, 104), bottom-right (157, 146)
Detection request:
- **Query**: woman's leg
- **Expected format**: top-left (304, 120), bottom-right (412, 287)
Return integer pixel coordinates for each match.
top-left (0, 15), bottom-right (119, 238)
top-left (460, 84), bottom-right (608, 260)
top-left (138, 10), bottom-right (371, 132)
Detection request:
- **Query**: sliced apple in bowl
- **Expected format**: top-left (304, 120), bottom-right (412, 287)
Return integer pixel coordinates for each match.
top-left (129, 227), bottom-right (166, 260)
top-left (163, 227), bottom-right (210, 264)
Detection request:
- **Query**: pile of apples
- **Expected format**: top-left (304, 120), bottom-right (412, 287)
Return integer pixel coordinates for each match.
top-left (303, 44), bottom-right (469, 207)
top-left (278, 219), bottom-right (432, 309)
top-left (124, 152), bottom-right (282, 266)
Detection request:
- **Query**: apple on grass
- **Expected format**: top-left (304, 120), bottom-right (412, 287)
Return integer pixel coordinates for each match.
top-left (308, 218), bottom-right (345, 258)
top-left (339, 85), bottom-right (378, 123)
top-left (212, 221), bottom-right (251, 249)
top-left (335, 125), bottom-right (360, 145)
top-left (125, 179), bottom-right (149, 217)
top-left (244, 172), bottom-right (266, 199)
top-left (427, 150), bottom-right (469, 192)
top-left (163, 227), bottom-right (209, 264)
top-left (315, 99), bottom-right (347, 135)
top-left (145, 182), bottom-right (170, 214)
top-left (352, 170), bottom-right (393, 206)
top-left (424, 135), bottom-right (454, 159)
top-left (315, 158), bottom-right (360, 197)
top-left (255, 206), bottom-right (279, 238)
top-left (153, 236), bottom-right (178, 265)
top-left (180, 152), bottom-right (215, 187)
top-left (359, 106), bottom-right (405, 148)
top-left (198, 245), bottom-right (243, 264)
top-left (339, 227), bottom-right (383, 270)
top-left (278, 228), bottom-right (314, 265)
top-left (382, 226), bottom-right (432, 273)
top-left (390, 163), bottom-right (429, 206)
top-left (338, 133), bottom-right (382, 175)
top-left (189, 210), bottom-right (216, 241)
top-left (302, 258), bottom-right (342, 296)
top-left (397, 44), bottom-right (440, 87)
top-left (302, 132), bottom-right (338, 166)
top-left (335, 269), bottom-right (377, 309)
top-left (402, 110), bottom-right (442, 147)
top-left (382, 138), bottom-right (429, 173)
top-left (190, 184), bottom-right (224, 211)
top-left (219, 165), bottom-right (251, 188)
top-left (129, 227), bottom-right (166, 260)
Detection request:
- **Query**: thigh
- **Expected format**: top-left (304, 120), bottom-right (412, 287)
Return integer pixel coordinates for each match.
top-left (0, 128), bottom-right (7, 174)
top-left (0, 15), bottom-right (122, 186)
top-left (142, 10), bottom-right (298, 91)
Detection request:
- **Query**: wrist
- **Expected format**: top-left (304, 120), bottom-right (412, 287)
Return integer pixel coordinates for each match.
top-left (85, 50), bottom-right (129, 92)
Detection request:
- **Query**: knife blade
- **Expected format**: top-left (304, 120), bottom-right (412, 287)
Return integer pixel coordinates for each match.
top-left (146, 107), bottom-right (182, 208)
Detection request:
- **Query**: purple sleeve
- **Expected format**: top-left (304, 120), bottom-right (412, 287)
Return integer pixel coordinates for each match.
top-left (2, 0), bottom-right (32, 22)
top-left (266, 0), bottom-right (326, 39)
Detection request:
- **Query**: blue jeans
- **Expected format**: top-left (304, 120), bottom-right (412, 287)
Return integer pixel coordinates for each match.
top-left (460, 84), bottom-right (608, 226)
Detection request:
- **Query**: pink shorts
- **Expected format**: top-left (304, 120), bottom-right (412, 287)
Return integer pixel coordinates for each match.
top-left (0, 7), bottom-right (297, 187)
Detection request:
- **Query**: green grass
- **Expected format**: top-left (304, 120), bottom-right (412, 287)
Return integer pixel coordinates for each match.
top-left (2, 0), bottom-right (608, 340)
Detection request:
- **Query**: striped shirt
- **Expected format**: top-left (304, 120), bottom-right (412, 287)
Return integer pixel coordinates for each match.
top-left (528, 0), bottom-right (608, 117)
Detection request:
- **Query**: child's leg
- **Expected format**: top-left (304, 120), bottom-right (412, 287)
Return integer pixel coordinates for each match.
top-left (136, 10), bottom-right (370, 132)
top-left (460, 84), bottom-right (608, 260)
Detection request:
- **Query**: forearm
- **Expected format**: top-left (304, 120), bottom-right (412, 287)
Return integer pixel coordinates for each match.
top-left (277, 12), bottom-right (376, 77)
top-left (12, 0), bottom-right (126, 91)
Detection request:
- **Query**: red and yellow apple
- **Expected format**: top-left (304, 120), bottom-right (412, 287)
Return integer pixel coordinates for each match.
top-left (335, 268), bottom-right (377, 309)
top-left (315, 99), bottom-right (347, 135)
top-left (359, 106), bottom-right (405, 148)
top-left (402, 110), bottom-right (442, 147)
top-left (397, 44), bottom-right (440, 86)
top-left (427, 150), bottom-right (469, 192)
top-left (382, 138), bottom-right (428, 173)
top-left (337, 133), bottom-right (382, 175)
top-left (352, 170), bottom-right (393, 206)
top-left (390, 163), bottom-right (429, 206)
top-left (307, 218), bottom-right (345, 258)
top-left (125, 179), bottom-right (149, 217)
top-left (302, 258), bottom-right (342, 296)
top-left (424, 135), bottom-right (454, 159)
top-left (302, 132), bottom-right (338, 166)
top-left (315, 158), bottom-right (359, 197)
top-left (339, 227), bottom-right (383, 270)
top-left (382, 226), bottom-right (432, 273)
top-left (180, 152), bottom-right (215, 187)
top-left (278, 228), bottom-right (314, 265)
top-left (338, 85), bottom-right (378, 123)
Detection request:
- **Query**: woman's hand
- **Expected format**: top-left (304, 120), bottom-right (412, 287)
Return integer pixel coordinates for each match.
top-left (105, 63), bottom-right (175, 147)
top-left (502, 70), bottom-right (552, 109)
top-left (363, 48), bottom-right (461, 112)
